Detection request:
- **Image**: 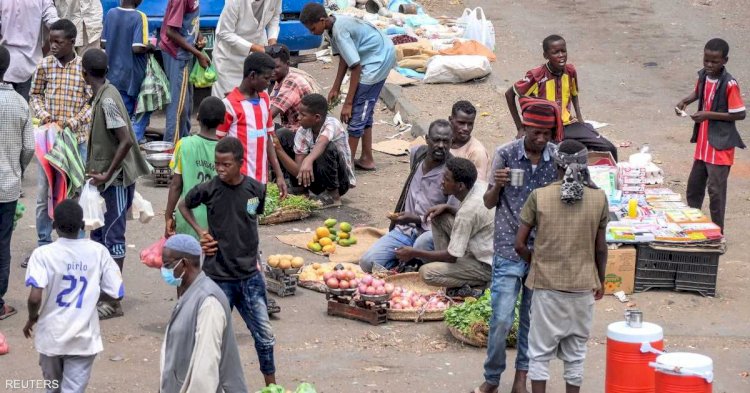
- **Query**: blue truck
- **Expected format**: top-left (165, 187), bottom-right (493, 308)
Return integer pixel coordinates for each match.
top-left (100, 0), bottom-right (323, 53)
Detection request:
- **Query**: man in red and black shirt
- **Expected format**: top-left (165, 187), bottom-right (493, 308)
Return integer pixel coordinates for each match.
top-left (506, 34), bottom-right (618, 161)
top-left (676, 38), bottom-right (746, 232)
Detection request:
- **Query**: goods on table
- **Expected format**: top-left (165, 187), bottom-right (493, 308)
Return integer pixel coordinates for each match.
top-left (444, 289), bottom-right (521, 348)
top-left (326, 270), bottom-right (390, 325)
top-left (267, 254), bottom-right (305, 270)
top-left (306, 218), bottom-right (358, 254)
top-left (324, 267), bottom-right (360, 291)
top-left (260, 183), bottom-right (320, 225)
top-left (356, 274), bottom-right (394, 298)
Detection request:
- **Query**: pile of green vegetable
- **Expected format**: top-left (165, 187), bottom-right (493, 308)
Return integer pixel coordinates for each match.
top-left (444, 289), bottom-right (521, 347)
top-left (256, 382), bottom-right (316, 393)
top-left (262, 183), bottom-right (320, 217)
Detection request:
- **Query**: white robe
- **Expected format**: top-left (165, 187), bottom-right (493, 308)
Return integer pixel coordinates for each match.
top-left (212, 0), bottom-right (281, 97)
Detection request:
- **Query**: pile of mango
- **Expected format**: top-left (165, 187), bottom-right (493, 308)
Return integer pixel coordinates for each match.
top-left (307, 218), bottom-right (357, 254)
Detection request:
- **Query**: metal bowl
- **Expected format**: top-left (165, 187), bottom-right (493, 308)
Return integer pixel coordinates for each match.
top-left (146, 153), bottom-right (173, 168)
top-left (143, 141), bottom-right (174, 155)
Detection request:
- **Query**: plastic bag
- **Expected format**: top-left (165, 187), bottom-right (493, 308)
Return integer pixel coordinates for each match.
top-left (294, 383), bottom-right (317, 393)
top-left (458, 7), bottom-right (495, 51)
top-left (136, 54), bottom-right (171, 114)
top-left (423, 55), bottom-right (491, 84)
top-left (130, 191), bottom-right (154, 224)
top-left (189, 51), bottom-right (217, 88)
top-left (140, 237), bottom-right (167, 268)
top-left (0, 331), bottom-right (9, 355)
top-left (78, 180), bottom-right (106, 231)
top-left (13, 202), bottom-right (25, 231)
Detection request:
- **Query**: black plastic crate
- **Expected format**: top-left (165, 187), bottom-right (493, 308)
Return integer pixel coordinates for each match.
top-left (636, 244), bottom-right (721, 296)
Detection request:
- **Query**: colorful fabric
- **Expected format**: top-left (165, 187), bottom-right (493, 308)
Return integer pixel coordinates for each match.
top-left (293, 116), bottom-right (355, 186)
top-left (519, 96), bottom-right (563, 141)
top-left (270, 67), bottom-right (321, 130)
top-left (693, 77), bottom-right (745, 166)
top-left (169, 135), bottom-right (217, 239)
top-left (513, 63), bottom-right (579, 126)
top-left (34, 125), bottom-right (66, 219)
top-left (102, 7), bottom-right (149, 98)
top-left (218, 88), bottom-right (275, 183)
top-left (30, 56), bottom-right (92, 143)
top-left (136, 55), bottom-right (172, 114)
top-left (159, 0), bottom-right (200, 60)
top-left (45, 127), bottom-right (86, 197)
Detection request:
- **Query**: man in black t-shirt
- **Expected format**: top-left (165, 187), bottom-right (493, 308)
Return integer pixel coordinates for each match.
top-left (179, 137), bottom-right (277, 387)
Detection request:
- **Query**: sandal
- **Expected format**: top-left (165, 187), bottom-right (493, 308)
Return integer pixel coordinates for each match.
top-left (310, 192), bottom-right (341, 209)
top-left (266, 298), bottom-right (281, 315)
top-left (20, 256), bottom-right (29, 269)
top-left (97, 301), bottom-right (124, 320)
top-left (0, 305), bottom-right (17, 320)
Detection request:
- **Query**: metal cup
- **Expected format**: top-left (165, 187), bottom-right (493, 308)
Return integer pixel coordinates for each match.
top-left (625, 309), bottom-right (643, 328)
top-left (510, 169), bottom-right (525, 187)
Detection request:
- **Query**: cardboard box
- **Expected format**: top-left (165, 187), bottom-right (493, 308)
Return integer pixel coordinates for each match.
top-left (588, 151), bottom-right (616, 166)
top-left (604, 246), bottom-right (636, 295)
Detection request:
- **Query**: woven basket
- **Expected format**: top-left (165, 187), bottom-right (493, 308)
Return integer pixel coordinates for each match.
top-left (447, 325), bottom-right (487, 348)
top-left (260, 208), bottom-right (311, 225)
top-left (384, 273), bottom-right (447, 322)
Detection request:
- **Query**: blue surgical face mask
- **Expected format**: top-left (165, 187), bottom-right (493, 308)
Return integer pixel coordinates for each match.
top-left (161, 259), bottom-right (185, 287)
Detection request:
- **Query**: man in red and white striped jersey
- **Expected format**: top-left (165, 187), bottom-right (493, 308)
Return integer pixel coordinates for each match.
top-left (218, 52), bottom-right (287, 197)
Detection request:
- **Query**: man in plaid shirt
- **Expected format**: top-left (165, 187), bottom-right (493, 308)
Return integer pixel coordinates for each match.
top-left (267, 44), bottom-right (320, 131)
top-left (27, 18), bottom-right (92, 263)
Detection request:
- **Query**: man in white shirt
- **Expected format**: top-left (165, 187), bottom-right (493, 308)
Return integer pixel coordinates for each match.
top-left (23, 200), bottom-right (124, 393)
top-left (212, 0), bottom-right (281, 97)
top-left (55, 0), bottom-right (103, 55)
top-left (0, 0), bottom-right (59, 100)
top-left (159, 234), bottom-right (247, 393)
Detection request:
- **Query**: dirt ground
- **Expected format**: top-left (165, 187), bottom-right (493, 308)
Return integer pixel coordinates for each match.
top-left (2, 0), bottom-right (750, 392)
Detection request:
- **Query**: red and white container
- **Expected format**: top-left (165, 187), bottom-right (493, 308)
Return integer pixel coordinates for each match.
top-left (651, 352), bottom-right (713, 393)
top-left (606, 319), bottom-right (664, 393)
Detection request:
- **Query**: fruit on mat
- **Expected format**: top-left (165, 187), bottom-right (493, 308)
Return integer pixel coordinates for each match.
top-left (315, 227), bottom-right (330, 238)
top-left (324, 218), bottom-right (337, 228)
top-left (319, 237), bottom-right (333, 247)
top-left (308, 242), bottom-right (322, 252)
top-left (338, 232), bottom-right (349, 239)
top-left (339, 222), bottom-right (352, 233)
top-left (322, 244), bottom-right (336, 254)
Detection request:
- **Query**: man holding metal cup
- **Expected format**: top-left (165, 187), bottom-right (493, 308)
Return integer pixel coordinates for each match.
top-left (474, 97), bottom-right (561, 393)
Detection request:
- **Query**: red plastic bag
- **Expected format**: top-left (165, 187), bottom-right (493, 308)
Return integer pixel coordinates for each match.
top-left (140, 237), bottom-right (167, 268)
top-left (0, 331), bottom-right (9, 355)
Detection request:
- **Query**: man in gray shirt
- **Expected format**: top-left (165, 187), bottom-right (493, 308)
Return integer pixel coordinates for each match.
top-left (395, 157), bottom-right (494, 293)
top-left (359, 120), bottom-right (453, 273)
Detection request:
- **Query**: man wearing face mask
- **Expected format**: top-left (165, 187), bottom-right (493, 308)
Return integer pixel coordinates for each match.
top-left (159, 234), bottom-right (248, 393)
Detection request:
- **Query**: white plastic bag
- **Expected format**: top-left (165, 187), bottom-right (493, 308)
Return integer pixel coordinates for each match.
top-left (458, 7), bottom-right (495, 52)
top-left (130, 191), bottom-right (155, 224)
top-left (78, 180), bottom-right (106, 231)
top-left (423, 55), bottom-right (491, 84)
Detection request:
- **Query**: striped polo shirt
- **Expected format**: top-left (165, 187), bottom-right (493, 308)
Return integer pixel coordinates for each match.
top-left (218, 88), bottom-right (275, 184)
top-left (513, 63), bottom-right (579, 125)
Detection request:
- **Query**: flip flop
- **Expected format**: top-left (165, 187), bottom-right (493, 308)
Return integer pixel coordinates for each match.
top-left (354, 162), bottom-right (376, 171)
top-left (266, 298), bottom-right (281, 315)
top-left (0, 305), bottom-right (17, 320)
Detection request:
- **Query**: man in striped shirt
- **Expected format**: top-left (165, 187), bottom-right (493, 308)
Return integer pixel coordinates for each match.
top-left (218, 52), bottom-right (287, 198)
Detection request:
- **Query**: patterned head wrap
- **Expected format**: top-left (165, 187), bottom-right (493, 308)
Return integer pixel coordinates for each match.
top-left (519, 96), bottom-right (564, 142)
top-left (554, 144), bottom-right (597, 204)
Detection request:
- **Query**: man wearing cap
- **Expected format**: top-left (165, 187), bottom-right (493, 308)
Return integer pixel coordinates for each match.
top-left (474, 97), bottom-right (560, 393)
top-left (159, 234), bottom-right (247, 393)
